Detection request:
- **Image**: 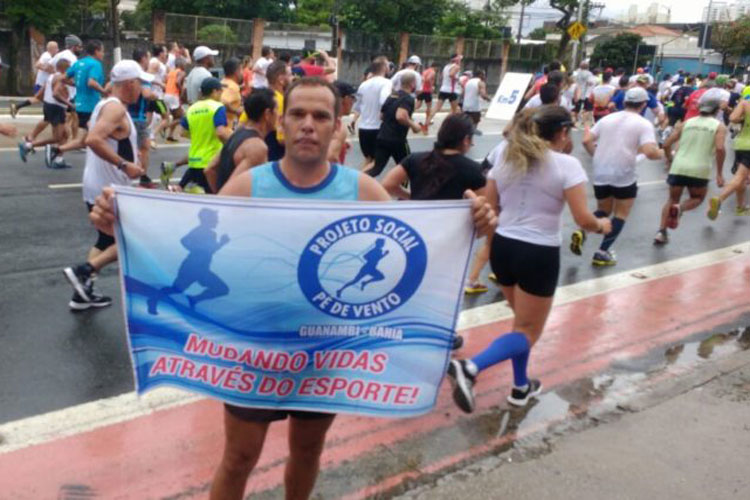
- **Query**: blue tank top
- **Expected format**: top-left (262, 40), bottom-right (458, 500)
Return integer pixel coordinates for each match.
top-left (250, 161), bottom-right (360, 200)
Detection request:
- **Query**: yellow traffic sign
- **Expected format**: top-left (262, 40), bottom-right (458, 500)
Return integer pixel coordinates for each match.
top-left (567, 21), bottom-right (586, 41)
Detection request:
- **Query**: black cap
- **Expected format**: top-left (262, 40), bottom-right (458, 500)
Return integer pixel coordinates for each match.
top-left (200, 77), bottom-right (224, 95)
top-left (334, 81), bottom-right (356, 98)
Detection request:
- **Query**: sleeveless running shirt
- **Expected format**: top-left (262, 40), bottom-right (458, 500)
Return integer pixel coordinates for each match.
top-left (43, 74), bottom-right (65, 107)
top-left (670, 116), bottom-right (720, 180)
top-left (215, 127), bottom-right (261, 192)
top-left (250, 162), bottom-right (359, 200)
top-left (439, 63), bottom-right (457, 94)
top-left (82, 97), bottom-right (137, 203)
top-left (463, 78), bottom-right (481, 112)
top-left (734, 106), bottom-right (750, 151)
top-left (186, 99), bottom-right (225, 169)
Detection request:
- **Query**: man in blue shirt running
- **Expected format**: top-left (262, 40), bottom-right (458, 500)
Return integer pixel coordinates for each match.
top-left (49, 39), bottom-right (107, 169)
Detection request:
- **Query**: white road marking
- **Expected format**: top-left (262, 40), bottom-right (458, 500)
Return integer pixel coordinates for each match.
top-left (0, 241), bottom-right (746, 455)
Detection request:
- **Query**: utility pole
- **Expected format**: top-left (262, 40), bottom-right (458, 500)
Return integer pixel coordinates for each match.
top-left (571, 0), bottom-right (584, 69)
top-left (698, 0), bottom-right (713, 75)
top-left (517, 1), bottom-right (527, 44)
top-left (110, 0), bottom-right (122, 63)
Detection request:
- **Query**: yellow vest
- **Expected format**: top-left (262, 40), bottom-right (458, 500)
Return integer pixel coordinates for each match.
top-left (186, 98), bottom-right (224, 169)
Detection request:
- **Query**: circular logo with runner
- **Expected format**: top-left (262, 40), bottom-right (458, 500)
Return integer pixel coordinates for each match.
top-left (298, 215), bottom-right (428, 319)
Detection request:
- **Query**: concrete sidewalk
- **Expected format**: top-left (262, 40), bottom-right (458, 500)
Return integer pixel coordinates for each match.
top-left (398, 347), bottom-right (750, 500)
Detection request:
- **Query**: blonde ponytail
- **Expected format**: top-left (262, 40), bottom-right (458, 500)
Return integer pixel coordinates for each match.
top-left (503, 108), bottom-right (548, 177)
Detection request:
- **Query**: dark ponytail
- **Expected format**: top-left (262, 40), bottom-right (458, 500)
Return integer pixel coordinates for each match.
top-left (416, 113), bottom-right (475, 198)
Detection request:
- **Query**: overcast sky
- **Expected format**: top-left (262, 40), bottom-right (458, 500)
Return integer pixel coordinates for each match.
top-left (601, 0), bottom-right (708, 24)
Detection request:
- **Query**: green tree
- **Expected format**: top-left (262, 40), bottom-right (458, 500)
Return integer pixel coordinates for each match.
top-left (197, 23), bottom-right (238, 43)
top-left (293, 0), bottom-right (335, 27)
top-left (152, 0), bottom-right (295, 21)
top-left (709, 17), bottom-right (750, 71)
top-left (590, 33), bottom-right (645, 70)
top-left (438, 1), bottom-right (508, 39)
top-left (499, 0), bottom-right (579, 59)
top-left (528, 27), bottom-right (549, 40)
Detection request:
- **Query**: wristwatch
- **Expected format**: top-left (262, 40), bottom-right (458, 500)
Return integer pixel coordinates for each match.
top-left (117, 159), bottom-right (128, 171)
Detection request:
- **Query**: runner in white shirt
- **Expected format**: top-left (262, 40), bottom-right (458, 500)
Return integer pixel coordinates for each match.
top-left (462, 70), bottom-right (491, 134)
top-left (166, 42), bottom-right (191, 70)
top-left (391, 55), bottom-right (422, 95)
top-left (10, 41), bottom-right (59, 119)
top-left (185, 45), bottom-right (218, 104)
top-left (447, 105), bottom-right (611, 413)
top-left (62, 60), bottom-right (152, 311)
top-left (252, 46), bottom-right (274, 88)
top-left (572, 61), bottom-right (596, 126)
top-left (148, 45), bottom-right (170, 141)
top-left (576, 87), bottom-right (664, 267)
top-left (355, 59), bottom-right (393, 169)
top-left (426, 53), bottom-right (462, 127)
top-left (590, 71), bottom-right (616, 122)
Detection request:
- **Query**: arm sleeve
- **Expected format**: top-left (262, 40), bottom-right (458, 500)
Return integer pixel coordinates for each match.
top-left (379, 80), bottom-right (393, 105)
top-left (466, 161), bottom-right (487, 190)
top-left (400, 154), bottom-right (415, 178)
top-left (648, 94), bottom-right (658, 110)
top-left (213, 106), bottom-right (228, 127)
top-left (180, 116), bottom-right (189, 130)
top-left (65, 65), bottom-right (76, 78)
top-left (92, 63), bottom-right (104, 84)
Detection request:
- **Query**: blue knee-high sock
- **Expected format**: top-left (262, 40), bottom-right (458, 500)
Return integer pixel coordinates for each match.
top-left (600, 217), bottom-right (625, 252)
top-left (470, 332), bottom-right (530, 387)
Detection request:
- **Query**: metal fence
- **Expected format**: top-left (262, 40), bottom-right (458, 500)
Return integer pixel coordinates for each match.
top-left (165, 12), bottom-right (254, 45)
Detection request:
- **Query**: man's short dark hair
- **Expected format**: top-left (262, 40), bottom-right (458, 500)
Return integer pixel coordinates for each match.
top-left (261, 46), bottom-right (272, 58)
top-left (284, 77), bottom-right (342, 119)
top-left (243, 88), bottom-right (276, 122)
top-left (602, 71), bottom-right (613, 83)
top-left (86, 39), bottom-right (103, 56)
top-left (547, 70), bottom-right (564, 87)
top-left (371, 61), bottom-right (387, 76)
top-left (152, 45), bottom-right (166, 58)
top-left (132, 48), bottom-right (148, 64)
top-left (223, 57), bottom-right (240, 78)
top-left (267, 60), bottom-right (287, 85)
top-left (619, 75), bottom-right (630, 88)
top-left (548, 60), bottom-right (562, 71)
top-left (279, 52), bottom-right (291, 63)
top-left (539, 83), bottom-right (560, 105)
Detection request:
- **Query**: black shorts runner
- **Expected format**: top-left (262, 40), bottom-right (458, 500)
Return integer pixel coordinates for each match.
top-left (43, 102), bottom-right (67, 126)
top-left (438, 91), bottom-right (458, 102)
top-left (179, 167), bottom-right (213, 193)
top-left (76, 111), bottom-right (92, 130)
top-left (593, 182), bottom-right (638, 200)
top-left (148, 99), bottom-right (168, 115)
top-left (667, 174), bottom-right (708, 188)
top-left (417, 92), bottom-right (432, 103)
top-left (490, 234), bottom-right (560, 298)
top-left (735, 150), bottom-right (750, 169)
top-left (574, 98), bottom-right (594, 112)
top-left (369, 138), bottom-right (410, 177)
top-left (85, 202), bottom-right (116, 250)
top-left (225, 404), bottom-right (334, 423)
top-left (359, 128), bottom-right (379, 158)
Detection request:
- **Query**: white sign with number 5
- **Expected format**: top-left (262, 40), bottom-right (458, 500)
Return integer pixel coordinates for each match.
top-left (485, 72), bottom-right (534, 121)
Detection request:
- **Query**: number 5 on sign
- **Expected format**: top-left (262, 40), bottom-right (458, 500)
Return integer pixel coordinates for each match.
top-left (486, 73), bottom-right (533, 121)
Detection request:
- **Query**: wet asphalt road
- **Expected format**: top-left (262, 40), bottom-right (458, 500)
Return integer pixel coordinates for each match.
top-left (1, 126), bottom-right (749, 424)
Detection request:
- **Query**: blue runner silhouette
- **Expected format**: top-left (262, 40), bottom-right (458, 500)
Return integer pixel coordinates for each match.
top-left (336, 238), bottom-right (389, 299)
top-left (147, 208), bottom-right (230, 315)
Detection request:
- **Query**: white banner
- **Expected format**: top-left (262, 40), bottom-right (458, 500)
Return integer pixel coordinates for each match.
top-left (113, 187), bottom-right (476, 418)
top-left (485, 72), bottom-right (534, 121)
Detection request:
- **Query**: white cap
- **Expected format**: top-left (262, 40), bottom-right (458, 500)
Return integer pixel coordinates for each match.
top-left (624, 87), bottom-right (648, 103)
top-left (407, 55), bottom-right (421, 65)
top-left (193, 46), bottom-right (219, 61)
top-left (110, 60), bottom-right (155, 83)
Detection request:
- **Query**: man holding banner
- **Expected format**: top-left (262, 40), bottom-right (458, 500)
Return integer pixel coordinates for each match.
top-left (91, 77), bottom-right (496, 500)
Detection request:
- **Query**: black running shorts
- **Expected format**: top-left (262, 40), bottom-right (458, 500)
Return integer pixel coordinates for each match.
top-left (667, 174), bottom-right (708, 188)
top-left (76, 111), bottom-right (92, 130)
top-left (417, 92), bottom-right (432, 103)
top-left (490, 234), bottom-right (560, 298)
top-left (224, 404), bottom-right (334, 423)
top-left (43, 102), bottom-right (67, 126)
top-left (593, 182), bottom-right (638, 200)
top-left (574, 98), bottom-right (594, 112)
top-left (359, 128), bottom-right (379, 158)
top-left (438, 91), bottom-right (458, 102)
top-left (179, 167), bottom-right (213, 193)
top-left (735, 150), bottom-right (750, 169)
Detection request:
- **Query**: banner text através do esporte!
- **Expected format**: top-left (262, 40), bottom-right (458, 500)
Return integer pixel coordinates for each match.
top-left (114, 187), bottom-right (475, 418)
